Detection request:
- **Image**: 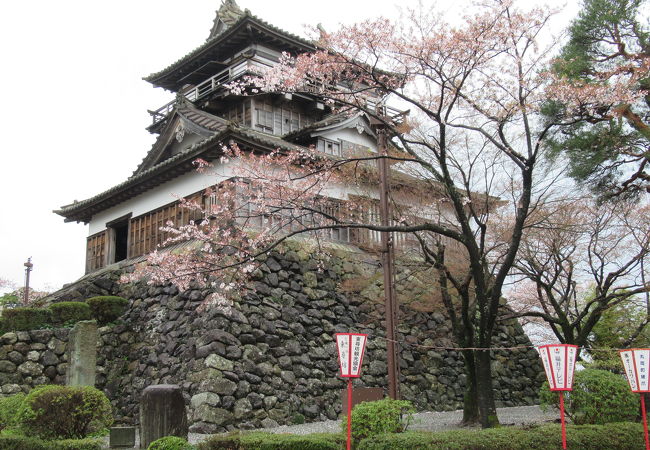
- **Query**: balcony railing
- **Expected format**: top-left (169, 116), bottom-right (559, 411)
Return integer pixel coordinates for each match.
top-left (148, 59), bottom-right (407, 127)
top-left (148, 59), bottom-right (273, 127)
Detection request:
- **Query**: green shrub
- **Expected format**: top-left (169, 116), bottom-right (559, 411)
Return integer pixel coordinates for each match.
top-left (49, 302), bottom-right (92, 326)
top-left (342, 398), bottom-right (414, 443)
top-left (0, 436), bottom-right (101, 450)
top-left (1, 307), bottom-right (51, 331)
top-left (197, 432), bottom-right (345, 450)
top-left (0, 392), bottom-right (25, 431)
top-left (17, 385), bottom-right (113, 439)
top-left (48, 438), bottom-right (103, 450)
top-left (86, 296), bottom-right (128, 325)
top-left (0, 435), bottom-right (51, 450)
top-left (196, 432), bottom-right (242, 450)
top-left (357, 423), bottom-right (645, 449)
top-left (539, 368), bottom-right (637, 424)
top-left (148, 436), bottom-right (194, 450)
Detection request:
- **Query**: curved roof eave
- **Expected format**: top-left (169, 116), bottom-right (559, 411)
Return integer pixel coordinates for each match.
top-left (144, 13), bottom-right (317, 90)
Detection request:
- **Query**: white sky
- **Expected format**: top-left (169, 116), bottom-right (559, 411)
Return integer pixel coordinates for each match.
top-left (0, 0), bottom-right (577, 292)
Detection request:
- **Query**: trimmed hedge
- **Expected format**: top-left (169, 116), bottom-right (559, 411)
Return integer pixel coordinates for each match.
top-left (357, 422), bottom-right (646, 449)
top-left (1, 307), bottom-right (51, 331)
top-left (148, 436), bottom-right (195, 450)
top-left (0, 436), bottom-right (101, 450)
top-left (86, 296), bottom-right (128, 325)
top-left (198, 432), bottom-right (345, 450)
top-left (17, 385), bottom-right (113, 439)
top-left (49, 302), bottom-right (92, 326)
top-left (48, 439), bottom-right (103, 450)
top-left (0, 296), bottom-right (129, 332)
top-left (0, 392), bottom-right (25, 431)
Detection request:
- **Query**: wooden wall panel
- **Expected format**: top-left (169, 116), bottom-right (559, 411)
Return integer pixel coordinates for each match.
top-left (86, 231), bottom-right (107, 273)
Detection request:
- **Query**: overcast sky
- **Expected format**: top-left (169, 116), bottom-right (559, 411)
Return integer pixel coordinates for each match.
top-left (0, 0), bottom-right (577, 293)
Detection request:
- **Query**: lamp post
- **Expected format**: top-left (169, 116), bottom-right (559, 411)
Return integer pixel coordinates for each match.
top-left (23, 258), bottom-right (33, 305)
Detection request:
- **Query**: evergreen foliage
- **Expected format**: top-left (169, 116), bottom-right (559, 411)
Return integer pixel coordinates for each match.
top-left (17, 385), bottom-right (113, 439)
top-left (356, 423), bottom-right (645, 449)
top-left (539, 369), bottom-right (638, 424)
top-left (148, 436), bottom-right (195, 450)
top-left (342, 398), bottom-right (415, 444)
top-left (546, 0), bottom-right (649, 197)
top-left (0, 307), bottom-right (51, 332)
top-left (0, 393), bottom-right (25, 432)
top-left (85, 296), bottom-right (128, 325)
top-left (49, 302), bottom-right (92, 326)
top-left (588, 299), bottom-right (650, 371)
top-left (197, 432), bottom-right (345, 450)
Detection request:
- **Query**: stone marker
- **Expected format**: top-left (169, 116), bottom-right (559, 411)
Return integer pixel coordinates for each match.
top-left (139, 384), bottom-right (188, 448)
top-left (66, 320), bottom-right (97, 386)
top-left (110, 426), bottom-right (136, 448)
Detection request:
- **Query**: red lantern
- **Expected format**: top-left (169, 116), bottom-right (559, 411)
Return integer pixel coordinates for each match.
top-left (335, 333), bottom-right (368, 450)
top-left (620, 349), bottom-right (650, 450)
top-left (538, 344), bottom-right (578, 449)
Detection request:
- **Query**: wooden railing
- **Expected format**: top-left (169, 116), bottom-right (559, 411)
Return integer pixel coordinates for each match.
top-left (149, 59), bottom-right (406, 127)
top-left (149, 59), bottom-right (273, 127)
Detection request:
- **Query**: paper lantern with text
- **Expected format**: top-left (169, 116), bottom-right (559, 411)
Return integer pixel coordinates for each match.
top-left (620, 349), bottom-right (650, 450)
top-left (538, 344), bottom-right (578, 450)
top-left (335, 333), bottom-right (368, 378)
top-left (335, 332), bottom-right (368, 450)
top-left (538, 344), bottom-right (578, 391)
top-left (620, 349), bottom-right (650, 392)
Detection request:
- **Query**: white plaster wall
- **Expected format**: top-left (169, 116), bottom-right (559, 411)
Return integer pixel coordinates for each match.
top-left (319, 128), bottom-right (377, 152)
top-left (88, 161), bottom-right (238, 235)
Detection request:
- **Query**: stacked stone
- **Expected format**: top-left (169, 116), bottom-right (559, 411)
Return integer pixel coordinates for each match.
top-left (0, 329), bottom-right (69, 395)
top-left (37, 246), bottom-right (545, 432)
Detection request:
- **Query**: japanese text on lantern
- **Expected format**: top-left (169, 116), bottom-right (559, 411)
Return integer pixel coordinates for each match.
top-left (538, 344), bottom-right (577, 391)
top-left (620, 349), bottom-right (650, 392)
top-left (338, 334), bottom-right (350, 376)
top-left (350, 335), bottom-right (364, 375)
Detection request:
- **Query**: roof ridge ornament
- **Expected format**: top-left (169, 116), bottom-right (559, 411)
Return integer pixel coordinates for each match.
top-left (207, 0), bottom-right (244, 41)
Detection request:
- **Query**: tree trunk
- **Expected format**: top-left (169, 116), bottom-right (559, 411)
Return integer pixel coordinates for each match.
top-left (476, 349), bottom-right (499, 428)
top-left (461, 349), bottom-right (479, 425)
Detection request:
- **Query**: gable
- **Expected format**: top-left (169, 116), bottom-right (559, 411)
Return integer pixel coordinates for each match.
top-left (134, 103), bottom-right (229, 176)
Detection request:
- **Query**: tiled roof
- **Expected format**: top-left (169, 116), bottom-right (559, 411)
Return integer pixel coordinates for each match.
top-left (133, 103), bottom-right (229, 176)
top-left (144, 12), bottom-right (316, 87)
top-left (55, 131), bottom-right (226, 222)
top-left (54, 123), bottom-right (312, 223)
top-left (283, 111), bottom-right (357, 139)
top-left (177, 105), bottom-right (229, 133)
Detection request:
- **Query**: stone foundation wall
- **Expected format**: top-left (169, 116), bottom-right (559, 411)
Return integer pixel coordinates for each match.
top-left (0, 329), bottom-right (69, 394)
top-left (3, 245), bottom-right (545, 433)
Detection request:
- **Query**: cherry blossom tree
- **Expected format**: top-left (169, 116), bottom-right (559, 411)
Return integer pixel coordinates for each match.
top-left (507, 197), bottom-right (650, 350)
top-left (128, 1), bottom-right (573, 427)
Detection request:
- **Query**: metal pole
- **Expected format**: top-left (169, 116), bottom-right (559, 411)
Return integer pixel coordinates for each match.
top-left (23, 258), bottom-right (33, 305)
top-left (346, 379), bottom-right (353, 450)
top-left (642, 394), bottom-right (650, 450)
top-left (559, 392), bottom-right (567, 450)
top-left (377, 127), bottom-right (400, 400)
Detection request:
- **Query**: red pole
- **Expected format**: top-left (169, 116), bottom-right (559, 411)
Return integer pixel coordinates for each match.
top-left (559, 392), bottom-right (567, 450)
top-left (642, 394), bottom-right (650, 450)
top-left (347, 379), bottom-right (353, 450)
